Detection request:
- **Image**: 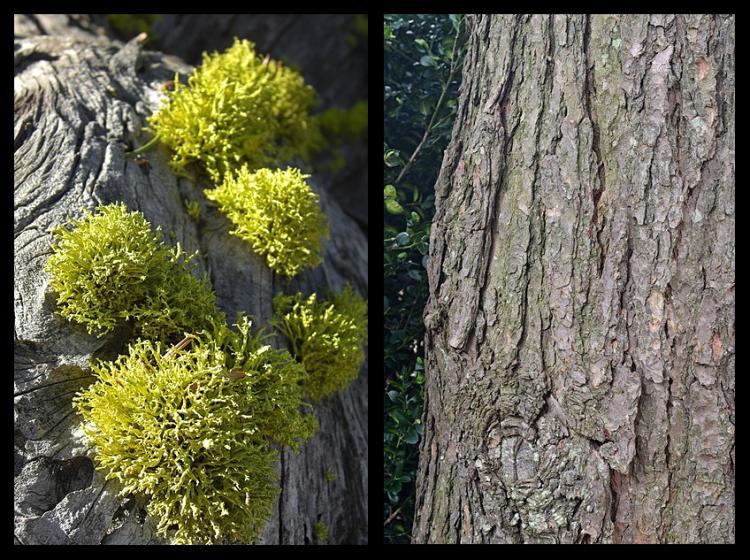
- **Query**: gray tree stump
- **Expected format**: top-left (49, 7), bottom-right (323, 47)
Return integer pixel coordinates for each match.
top-left (14, 31), bottom-right (368, 545)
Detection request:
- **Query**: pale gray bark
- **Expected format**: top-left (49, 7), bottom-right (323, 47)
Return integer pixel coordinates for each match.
top-left (14, 14), bottom-right (107, 41)
top-left (14, 33), bottom-right (368, 545)
top-left (414, 14), bottom-right (733, 544)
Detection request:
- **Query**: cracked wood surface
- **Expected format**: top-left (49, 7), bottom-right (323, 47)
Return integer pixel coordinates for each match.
top-left (414, 14), bottom-right (733, 544)
top-left (14, 31), bottom-right (368, 545)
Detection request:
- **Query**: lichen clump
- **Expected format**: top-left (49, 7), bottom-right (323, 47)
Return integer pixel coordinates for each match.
top-left (45, 203), bottom-right (220, 342)
top-left (73, 316), bottom-right (317, 544)
top-left (272, 284), bottom-right (367, 400)
top-left (306, 100), bottom-right (368, 171)
top-left (106, 13), bottom-right (161, 40)
top-left (313, 100), bottom-right (368, 147)
top-left (313, 519), bottom-right (329, 543)
top-left (148, 38), bottom-right (317, 180)
top-left (205, 166), bottom-right (329, 277)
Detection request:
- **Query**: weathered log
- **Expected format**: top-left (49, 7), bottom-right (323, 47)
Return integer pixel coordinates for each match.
top-left (14, 32), bottom-right (368, 545)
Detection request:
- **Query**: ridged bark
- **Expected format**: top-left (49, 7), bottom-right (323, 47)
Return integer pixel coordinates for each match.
top-left (414, 14), bottom-right (734, 544)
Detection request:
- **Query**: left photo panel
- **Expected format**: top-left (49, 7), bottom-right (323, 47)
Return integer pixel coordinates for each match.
top-left (14, 14), bottom-right (368, 545)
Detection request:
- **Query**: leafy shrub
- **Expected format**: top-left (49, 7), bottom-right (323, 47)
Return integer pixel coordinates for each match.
top-left (45, 203), bottom-right (220, 342)
top-left (272, 284), bottom-right (367, 400)
top-left (383, 14), bottom-right (464, 375)
top-left (147, 38), bottom-right (318, 181)
top-left (383, 14), bottom-right (465, 543)
top-left (383, 203), bottom-right (432, 375)
top-left (205, 166), bottom-right (328, 277)
top-left (383, 359), bottom-right (425, 543)
top-left (73, 316), bottom-right (317, 544)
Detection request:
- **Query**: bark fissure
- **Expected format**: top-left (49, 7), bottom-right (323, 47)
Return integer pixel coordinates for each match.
top-left (583, 15), bottom-right (608, 277)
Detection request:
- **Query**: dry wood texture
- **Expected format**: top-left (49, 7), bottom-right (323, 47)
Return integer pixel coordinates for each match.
top-left (14, 27), bottom-right (367, 544)
top-left (414, 14), bottom-right (734, 544)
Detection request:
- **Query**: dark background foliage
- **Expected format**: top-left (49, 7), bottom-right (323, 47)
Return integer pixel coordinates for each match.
top-left (383, 14), bottom-right (465, 543)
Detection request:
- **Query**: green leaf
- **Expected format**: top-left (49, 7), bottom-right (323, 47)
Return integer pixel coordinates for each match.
top-left (418, 98), bottom-right (432, 115)
top-left (419, 55), bottom-right (434, 67)
top-left (449, 14), bottom-right (459, 32)
top-left (395, 232), bottom-right (409, 246)
top-left (390, 409), bottom-right (408, 425)
top-left (407, 270), bottom-right (421, 281)
top-left (414, 38), bottom-right (429, 50)
top-left (384, 184), bottom-right (397, 200)
top-left (385, 199), bottom-right (405, 215)
top-left (387, 390), bottom-right (400, 402)
top-left (384, 149), bottom-right (401, 167)
top-left (405, 427), bottom-right (419, 444)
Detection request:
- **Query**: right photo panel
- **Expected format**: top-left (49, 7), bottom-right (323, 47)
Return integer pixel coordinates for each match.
top-left (384, 13), bottom-right (734, 544)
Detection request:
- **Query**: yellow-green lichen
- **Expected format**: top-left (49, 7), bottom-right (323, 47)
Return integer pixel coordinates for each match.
top-left (147, 38), bottom-right (318, 181)
top-left (325, 468), bottom-right (336, 483)
top-left (272, 284), bottom-right (367, 400)
top-left (45, 203), bottom-right (221, 342)
top-left (184, 199), bottom-right (201, 222)
top-left (305, 100), bottom-right (368, 171)
top-left (73, 315), bottom-right (317, 544)
top-left (313, 519), bottom-right (329, 543)
top-left (205, 166), bottom-right (329, 277)
top-left (346, 14), bottom-right (368, 48)
top-left (106, 14), bottom-right (161, 40)
top-left (312, 100), bottom-right (368, 147)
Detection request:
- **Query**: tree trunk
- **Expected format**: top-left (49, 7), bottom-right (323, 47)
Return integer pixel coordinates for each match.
top-left (413, 14), bottom-right (734, 544)
top-left (14, 31), bottom-right (368, 544)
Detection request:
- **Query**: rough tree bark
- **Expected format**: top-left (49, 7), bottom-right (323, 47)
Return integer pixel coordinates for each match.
top-left (414, 14), bottom-right (734, 544)
top-left (14, 30), bottom-right (368, 544)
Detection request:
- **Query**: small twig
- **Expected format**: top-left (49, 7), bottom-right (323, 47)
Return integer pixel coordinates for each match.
top-left (383, 490), bottom-right (415, 527)
top-left (125, 134), bottom-right (159, 158)
top-left (393, 19), bottom-right (463, 188)
top-left (163, 334), bottom-right (197, 358)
